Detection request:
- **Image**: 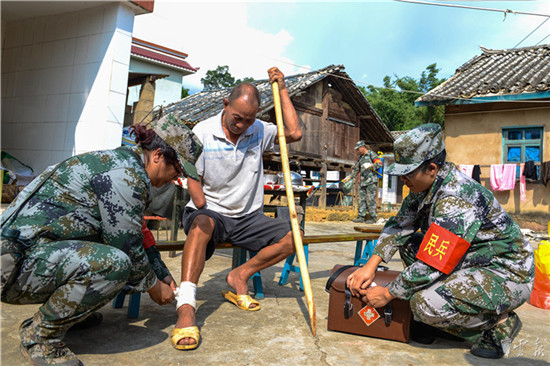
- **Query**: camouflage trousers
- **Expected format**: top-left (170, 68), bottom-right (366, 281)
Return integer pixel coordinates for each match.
top-left (358, 184), bottom-right (377, 220)
top-left (399, 234), bottom-right (533, 343)
top-left (3, 240), bottom-right (131, 344)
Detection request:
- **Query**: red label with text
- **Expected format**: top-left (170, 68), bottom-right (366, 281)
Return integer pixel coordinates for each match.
top-left (416, 223), bottom-right (471, 275)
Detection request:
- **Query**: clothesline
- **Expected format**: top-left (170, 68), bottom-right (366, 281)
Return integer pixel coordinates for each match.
top-left (464, 163), bottom-right (541, 168)
top-left (457, 162), bottom-right (550, 199)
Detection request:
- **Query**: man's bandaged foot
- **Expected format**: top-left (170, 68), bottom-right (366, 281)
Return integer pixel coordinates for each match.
top-left (174, 281), bottom-right (197, 310)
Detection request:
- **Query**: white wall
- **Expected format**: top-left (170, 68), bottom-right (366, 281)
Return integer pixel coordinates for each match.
top-left (127, 58), bottom-right (185, 108)
top-left (381, 155), bottom-right (398, 204)
top-left (1, 3), bottom-right (134, 173)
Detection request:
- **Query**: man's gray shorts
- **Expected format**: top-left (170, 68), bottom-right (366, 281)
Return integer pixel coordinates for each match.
top-left (182, 207), bottom-right (292, 260)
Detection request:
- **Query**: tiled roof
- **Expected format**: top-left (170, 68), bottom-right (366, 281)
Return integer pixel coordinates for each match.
top-left (131, 37), bottom-right (198, 72)
top-left (157, 65), bottom-right (393, 144)
top-left (416, 44), bottom-right (550, 105)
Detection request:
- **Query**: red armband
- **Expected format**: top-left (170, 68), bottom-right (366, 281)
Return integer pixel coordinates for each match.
top-left (416, 223), bottom-right (471, 275)
top-left (142, 220), bottom-right (156, 249)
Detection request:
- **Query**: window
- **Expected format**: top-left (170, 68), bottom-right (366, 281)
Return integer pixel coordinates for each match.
top-left (502, 126), bottom-right (543, 177)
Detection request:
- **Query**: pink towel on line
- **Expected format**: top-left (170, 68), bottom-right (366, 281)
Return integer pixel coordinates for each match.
top-left (459, 165), bottom-right (474, 178)
top-left (520, 163), bottom-right (526, 202)
top-left (490, 164), bottom-right (516, 191)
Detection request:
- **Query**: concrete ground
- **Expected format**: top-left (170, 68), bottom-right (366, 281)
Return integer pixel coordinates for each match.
top-left (1, 222), bottom-right (549, 366)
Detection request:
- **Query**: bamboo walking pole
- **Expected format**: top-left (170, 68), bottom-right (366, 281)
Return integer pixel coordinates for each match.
top-left (271, 82), bottom-right (317, 336)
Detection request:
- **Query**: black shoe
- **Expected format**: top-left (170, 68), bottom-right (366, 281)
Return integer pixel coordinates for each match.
top-left (411, 321), bottom-right (435, 344)
top-left (67, 312), bottom-right (103, 332)
top-left (352, 217), bottom-right (365, 223)
top-left (411, 321), bottom-right (465, 344)
top-left (432, 327), bottom-right (465, 343)
top-left (470, 312), bottom-right (522, 359)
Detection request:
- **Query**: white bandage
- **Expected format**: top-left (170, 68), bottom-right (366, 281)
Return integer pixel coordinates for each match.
top-left (362, 162), bottom-right (372, 170)
top-left (174, 281), bottom-right (197, 310)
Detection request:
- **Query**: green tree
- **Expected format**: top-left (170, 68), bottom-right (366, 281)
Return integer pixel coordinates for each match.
top-left (181, 86), bottom-right (190, 99)
top-left (238, 76), bottom-right (255, 84)
top-left (361, 64), bottom-right (446, 130)
top-left (201, 65), bottom-right (235, 91)
top-left (200, 65), bottom-right (254, 91)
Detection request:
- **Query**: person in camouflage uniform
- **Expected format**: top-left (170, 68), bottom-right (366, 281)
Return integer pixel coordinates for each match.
top-left (346, 140), bottom-right (382, 223)
top-left (1, 114), bottom-right (202, 366)
top-left (347, 124), bottom-right (534, 359)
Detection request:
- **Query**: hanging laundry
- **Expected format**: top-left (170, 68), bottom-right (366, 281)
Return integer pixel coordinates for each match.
top-left (519, 163), bottom-right (526, 202)
top-left (472, 165), bottom-right (481, 183)
top-left (490, 164), bottom-right (516, 191)
top-left (541, 161), bottom-right (550, 187)
top-left (523, 160), bottom-right (538, 181)
top-left (459, 165), bottom-right (474, 178)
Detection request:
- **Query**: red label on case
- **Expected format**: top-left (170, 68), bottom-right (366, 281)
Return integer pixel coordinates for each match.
top-left (358, 305), bottom-right (380, 326)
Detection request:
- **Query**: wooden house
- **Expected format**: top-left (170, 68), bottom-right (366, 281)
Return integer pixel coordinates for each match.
top-left (157, 65), bottom-right (394, 207)
top-left (416, 45), bottom-right (550, 228)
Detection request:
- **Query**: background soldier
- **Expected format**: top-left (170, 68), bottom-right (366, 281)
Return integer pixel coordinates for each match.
top-left (344, 140), bottom-right (382, 223)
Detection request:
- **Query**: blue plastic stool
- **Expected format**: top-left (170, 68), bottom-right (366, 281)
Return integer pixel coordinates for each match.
top-left (239, 249), bottom-right (264, 300)
top-left (278, 238), bottom-right (376, 291)
top-left (112, 291), bottom-right (141, 318)
top-left (354, 239), bottom-right (377, 266)
top-left (278, 245), bottom-right (309, 291)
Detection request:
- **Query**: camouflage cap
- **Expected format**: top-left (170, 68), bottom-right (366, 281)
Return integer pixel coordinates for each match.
top-left (355, 140), bottom-right (366, 149)
top-left (386, 123), bottom-right (444, 176)
top-left (148, 114), bottom-right (203, 181)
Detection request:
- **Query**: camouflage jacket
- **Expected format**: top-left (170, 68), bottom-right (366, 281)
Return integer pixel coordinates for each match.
top-left (373, 162), bottom-right (534, 300)
top-left (1, 146), bottom-right (157, 293)
top-left (351, 150), bottom-right (382, 187)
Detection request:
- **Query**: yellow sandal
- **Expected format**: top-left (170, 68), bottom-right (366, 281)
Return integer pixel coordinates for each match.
top-left (222, 290), bottom-right (261, 311)
top-left (171, 326), bottom-right (200, 350)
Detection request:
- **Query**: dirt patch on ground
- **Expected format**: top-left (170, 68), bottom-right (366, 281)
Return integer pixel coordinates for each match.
top-left (304, 207), bottom-right (399, 222)
top-left (305, 207), bottom-right (356, 222)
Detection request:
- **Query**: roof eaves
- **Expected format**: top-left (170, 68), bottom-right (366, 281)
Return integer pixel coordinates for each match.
top-left (131, 45), bottom-right (198, 72)
top-left (416, 90), bottom-right (550, 107)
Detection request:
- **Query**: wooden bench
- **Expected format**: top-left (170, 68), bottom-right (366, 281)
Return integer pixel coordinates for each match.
top-left (113, 232), bottom-right (380, 318)
top-left (278, 233), bottom-right (380, 291)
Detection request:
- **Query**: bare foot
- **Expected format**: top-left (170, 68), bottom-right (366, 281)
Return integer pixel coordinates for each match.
top-left (175, 304), bottom-right (197, 346)
top-left (225, 269), bottom-right (258, 310)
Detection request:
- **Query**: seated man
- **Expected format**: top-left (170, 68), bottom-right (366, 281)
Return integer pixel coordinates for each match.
top-left (347, 123), bottom-right (534, 359)
top-left (171, 67), bottom-right (302, 350)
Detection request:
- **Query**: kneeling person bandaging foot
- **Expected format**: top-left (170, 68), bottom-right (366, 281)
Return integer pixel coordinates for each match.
top-left (1, 115), bottom-right (202, 366)
top-left (346, 123), bottom-right (534, 359)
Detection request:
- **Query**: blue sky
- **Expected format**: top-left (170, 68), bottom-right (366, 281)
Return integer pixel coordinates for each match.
top-left (133, 1), bottom-right (550, 94)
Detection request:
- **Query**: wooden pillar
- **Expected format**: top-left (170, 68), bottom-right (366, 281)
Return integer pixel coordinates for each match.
top-left (320, 161), bottom-right (327, 209)
top-left (133, 76), bottom-right (156, 124)
top-left (319, 79), bottom-right (329, 209)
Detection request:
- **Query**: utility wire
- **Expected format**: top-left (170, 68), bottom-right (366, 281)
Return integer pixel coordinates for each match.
top-left (256, 2), bottom-right (550, 105)
top-left (535, 33), bottom-right (550, 46)
top-left (514, 17), bottom-right (550, 48)
top-left (394, 0), bottom-right (550, 18)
